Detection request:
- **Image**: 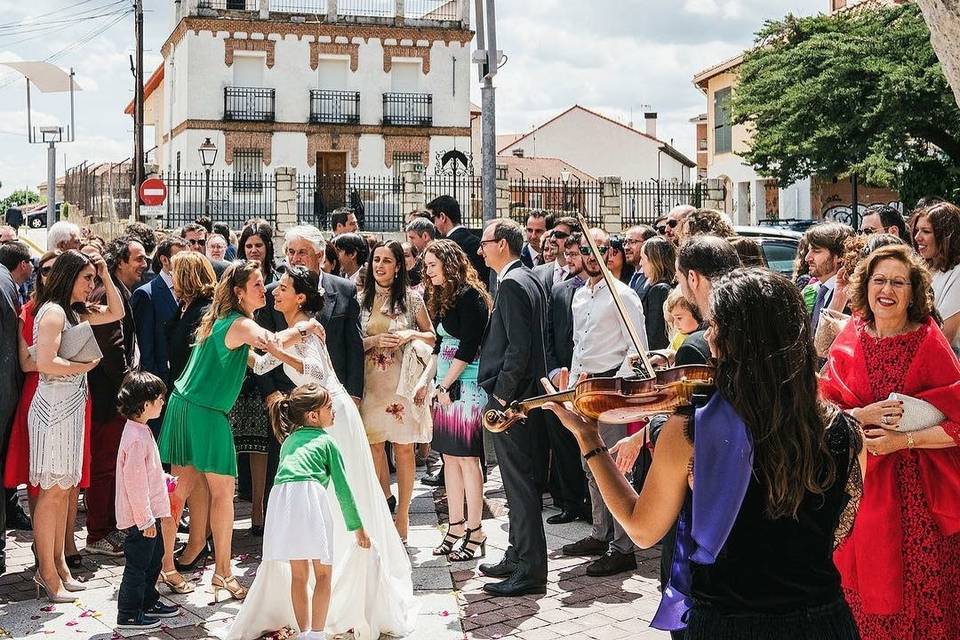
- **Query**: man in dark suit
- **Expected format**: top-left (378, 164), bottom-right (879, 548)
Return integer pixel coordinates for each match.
top-left (476, 218), bottom-right (549, 597)
top-left (427, 195), bottom-right (490, 288)
top-left (131, 237), bottom-right (187, 385)
top-left (256, 225), bottom-right (364, 498)
top-left (519, 210), bottom-right (548, 268)
top-left (86, 235), bottom-right (148, 556)
top-left (542, 234), bottom-right (590, 525)
top-left (181, 222), bottom-right (230, 279)
top-left (0, 263), bottom-right (25, 572)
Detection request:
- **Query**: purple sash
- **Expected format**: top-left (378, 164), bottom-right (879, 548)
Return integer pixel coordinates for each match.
top-left (651, 393), bottom-right (754, 631)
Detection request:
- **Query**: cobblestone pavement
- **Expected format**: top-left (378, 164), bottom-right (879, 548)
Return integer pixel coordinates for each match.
top-left (0, 469), bottom-right (667, 640)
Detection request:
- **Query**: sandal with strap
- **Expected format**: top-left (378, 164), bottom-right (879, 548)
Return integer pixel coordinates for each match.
top-left (449, 526), bottom-right (486, 562)
top-left (433, 520), bottom-right (465, 556)
top-left (211, 573), bottom-right (247, 603)
top-left (159, 569), bottom-right (195, 594)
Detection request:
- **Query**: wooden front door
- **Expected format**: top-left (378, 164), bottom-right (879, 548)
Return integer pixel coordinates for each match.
top-left (316, 152), bottom-right (347, 226)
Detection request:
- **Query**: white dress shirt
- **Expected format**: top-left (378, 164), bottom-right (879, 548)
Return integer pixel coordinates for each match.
top-left (159, 269), bottom-right (177, 304)
top-left (569, 277), bottom-right (648, 384)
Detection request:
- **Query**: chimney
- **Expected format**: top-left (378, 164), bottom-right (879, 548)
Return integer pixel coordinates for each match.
top-left (512, 148), bottom-right (524, 158)
top-left (644, 112), bottom-right (658, 139)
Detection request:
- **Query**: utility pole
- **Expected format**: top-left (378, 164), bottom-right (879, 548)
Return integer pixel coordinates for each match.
top-left (473, 0), bottom-right (500, 223)
top-left (133, 0), bottom-right (145, 220)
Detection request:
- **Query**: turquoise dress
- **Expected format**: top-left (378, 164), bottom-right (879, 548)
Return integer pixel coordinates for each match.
top-left (159, 311), bottom-right (249, 476)
top-left (430, 323), bottom-right (487, 457)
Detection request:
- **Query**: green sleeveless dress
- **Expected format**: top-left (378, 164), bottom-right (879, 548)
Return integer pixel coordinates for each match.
top-left (158, 311), bottom-right (249, 476)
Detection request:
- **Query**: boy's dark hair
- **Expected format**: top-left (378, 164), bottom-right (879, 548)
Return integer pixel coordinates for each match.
top-left (194, 216), bottom-right (213, 233)
top-left (330, 207), bottom-right (355, 231)
top-left (426, 195), bottom-right (462, 225)
top-left (123, 222), bottom-right (158, 254)
top-left (212, 222), bottom-right (231, 241)
top-left (0, 241), bottom-right (31, 271)
top-left (117, 371), bottom-right (167, 420)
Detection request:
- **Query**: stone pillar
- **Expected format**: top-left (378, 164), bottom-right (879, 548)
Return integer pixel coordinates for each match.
top-left (495, 164), bottom-right (510, 220)
top-left (274, 167), bottom-right (298, 239)
top-left (702, 178), bottom-right (727, 212)
top-left (400, 161), bottom-right (425, 226)
top-left (599, 175), bottom-right (622, 233)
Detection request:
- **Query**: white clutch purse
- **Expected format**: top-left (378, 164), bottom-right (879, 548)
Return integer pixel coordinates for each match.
top-left (28, 321), bottom-right (103, 364)
top-left (889, 393), bottom-right (946, 432)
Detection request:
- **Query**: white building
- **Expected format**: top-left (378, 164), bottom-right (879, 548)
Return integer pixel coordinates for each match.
top-left (132, 0), bottom-right (474, 179)
top-left (496, 105), bottom-right (695, 183)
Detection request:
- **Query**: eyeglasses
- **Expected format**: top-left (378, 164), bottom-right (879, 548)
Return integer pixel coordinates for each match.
top-left (579, 245), bottom-right (609, 256)
top-left (858, 228), bottom-right (876, 235)
top-left (552, 231), bottom-right (570, 240)
top-left (478, 239), bottom-right (501, 248)
top-left (188, 238), bottom-right (206, 248)
top-left (869, 276), bottom-right (911, 290)
top-left (623, 238), bottom-right (643, 245)
top-left (667, 219), bottom-right (680, 228)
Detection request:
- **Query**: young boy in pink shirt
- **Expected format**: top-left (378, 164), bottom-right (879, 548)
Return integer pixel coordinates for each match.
top-left (114, 371), bottom-right (179, 631)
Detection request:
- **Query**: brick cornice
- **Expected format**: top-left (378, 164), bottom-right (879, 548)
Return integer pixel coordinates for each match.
top-left (383, 44), bottom-right (431, 74)
top-left (224, 37), bottom-right (276, 67)
top-left (223, 130), bottom-right (274, 165)
top-left (168, 119), bottom-right (470, 140)
top-left (310, 41), bottom-right (359, 71)
top-left (384, 135), bottom-right (430, 168)
top-left (307, 132), bottom-right (360, 168)
top-left (162, 16), bottom-right (473, 57)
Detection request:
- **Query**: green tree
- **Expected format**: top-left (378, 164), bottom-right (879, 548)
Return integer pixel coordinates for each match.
top-left (732, 4), bottom-right (960, 207)
top-left (0, 189), bottom-right (41, 212)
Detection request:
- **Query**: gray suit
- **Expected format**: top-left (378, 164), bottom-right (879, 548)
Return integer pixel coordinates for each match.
top-left (531, 262), bottom-right (557, 298)
top-left (0, 265), bottom-right (24, 550)
top-left (478, 261), bottom-right (548, 583)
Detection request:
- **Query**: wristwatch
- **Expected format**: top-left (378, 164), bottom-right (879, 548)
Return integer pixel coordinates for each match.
top-left (436, 384), bottom-right (448, 394)
top-left (297, 325), bottom-right (308, 339)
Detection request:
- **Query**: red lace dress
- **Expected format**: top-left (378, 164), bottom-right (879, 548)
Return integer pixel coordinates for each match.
top-left (840, 322), bottom-right (960, 639)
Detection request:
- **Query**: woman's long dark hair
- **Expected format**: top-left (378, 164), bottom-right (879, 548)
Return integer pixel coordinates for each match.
top-left (238, 221), bottom-right (276, 283)
top-left (710, 268), bottom-right (835, 520)
top-left (36, 250), bottom-right (93, 325)
top-left (281, 265), bottom-right (324, 315)
top-left (361, 240), bottom-right (409, 315)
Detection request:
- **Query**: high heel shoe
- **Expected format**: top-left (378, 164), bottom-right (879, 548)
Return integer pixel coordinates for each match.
top-left (59, 575), bottom-right (86, 592)
top-left (174, 546), bottom-right (209, 572)
top-left (211, 573), bottom-right (247, 603)
top-left (33, 573), bottom-right (77, 603)
top-left (433, 520), bottom-right (465, 556)
top-left (158, 569), bottom-right (195, 594)
top-left (449, 526), bottom-right (486, 562)
top-left (386, 495), bottom-right (397, 515)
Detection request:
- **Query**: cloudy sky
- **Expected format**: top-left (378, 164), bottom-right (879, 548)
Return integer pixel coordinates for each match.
top-left (0, 0), bottom-right (822, 198)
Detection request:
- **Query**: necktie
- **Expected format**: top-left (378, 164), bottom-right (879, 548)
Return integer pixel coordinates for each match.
top-left (810, 285), bottom-right (830, 332)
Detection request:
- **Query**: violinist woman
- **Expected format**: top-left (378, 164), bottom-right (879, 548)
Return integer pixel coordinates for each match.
top-left (548, 268), bottom-right (867, 639)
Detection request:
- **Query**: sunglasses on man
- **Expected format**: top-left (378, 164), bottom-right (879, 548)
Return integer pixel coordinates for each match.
top-left (579, 245), bottom-right (609, 256)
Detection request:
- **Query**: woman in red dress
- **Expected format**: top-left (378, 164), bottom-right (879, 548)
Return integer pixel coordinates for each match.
top-left (820, 244), bottom-right (960, 639)
top-left (3, 250), bottom-right (93, 568)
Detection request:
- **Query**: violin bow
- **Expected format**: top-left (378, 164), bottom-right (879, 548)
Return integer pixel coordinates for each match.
top-left (575, 213), bottom-right (655, 379)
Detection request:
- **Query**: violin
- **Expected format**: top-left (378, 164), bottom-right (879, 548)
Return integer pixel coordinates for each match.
top-left (482, 365), bottom-right (715, 433)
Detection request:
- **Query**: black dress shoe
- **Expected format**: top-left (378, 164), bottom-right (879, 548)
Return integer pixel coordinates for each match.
top-left (478, 558), bottom-right (516, 578)
top-left (6, 507), bottom-right (31, 531)
top-left (585, 549), bottom-right (637, 577)
top-left (561, 536), bottom-right (608, 557)
top-left (546, 510), bottom-right (581, 525)
top-left (421, 471), bottom-right (444, 487)
top-left (482, 571), bottom-right (547, 598)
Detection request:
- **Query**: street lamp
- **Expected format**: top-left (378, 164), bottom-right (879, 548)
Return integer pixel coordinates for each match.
top-left (198, 137), bottom-right (217, 217)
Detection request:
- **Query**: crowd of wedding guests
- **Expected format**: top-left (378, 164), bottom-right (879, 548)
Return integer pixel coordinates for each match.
top-left (0, 192), bottom-right (957, 638)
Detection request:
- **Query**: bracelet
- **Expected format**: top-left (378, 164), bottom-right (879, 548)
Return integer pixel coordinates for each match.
top-left (583, 446), bottom-right (608, 462)
top-left (436, 384), bottom-right (448, 394)
top-left (906, 433), bottom-right (915, 449)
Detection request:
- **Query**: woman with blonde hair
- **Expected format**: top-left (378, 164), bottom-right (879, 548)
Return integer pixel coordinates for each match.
top-left (158, 261), bottom-right (322, 602)
top-left (422, 239), bottom-right (492, 561)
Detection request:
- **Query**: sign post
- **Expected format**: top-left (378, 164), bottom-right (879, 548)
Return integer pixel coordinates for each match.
top-left (139, 177), bottom-right (167, 225)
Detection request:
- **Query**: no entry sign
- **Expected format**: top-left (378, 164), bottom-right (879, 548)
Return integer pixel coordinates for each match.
top-left (139, 178), bottom-right (167, 206)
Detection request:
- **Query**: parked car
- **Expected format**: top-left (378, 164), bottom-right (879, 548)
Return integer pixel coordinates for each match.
top-left (757, 218), bottom-right (818, 233)
top-left (735, 226), bottom-right (801, 277)
top-left (24, 202), bottom-right (62, 229)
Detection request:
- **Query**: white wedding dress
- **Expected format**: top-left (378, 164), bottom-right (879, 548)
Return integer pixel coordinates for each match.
top-left (225, 335), bottom-right (418, 640)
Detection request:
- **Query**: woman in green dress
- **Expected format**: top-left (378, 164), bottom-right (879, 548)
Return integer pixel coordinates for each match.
top-left (158, 260), bottom-right (321, 602)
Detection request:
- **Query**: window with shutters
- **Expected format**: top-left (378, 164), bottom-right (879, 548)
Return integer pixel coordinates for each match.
top-left (714, 87), bottom-right (733, 155)
top-left (233, 150), bottom-right (264, 192)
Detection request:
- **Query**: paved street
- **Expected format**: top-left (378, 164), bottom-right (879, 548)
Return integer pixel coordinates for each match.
top-left (0, 468), bottom-right (667, 640)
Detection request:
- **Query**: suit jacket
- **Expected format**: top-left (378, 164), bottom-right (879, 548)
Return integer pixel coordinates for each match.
top-left (131, 273), bottom-right (179, 381)
top-left (520, 243), bottom-right (541, 269)
top-left (532, 262), bottom-right (557, 296)
top-left (675, 327), bottom-right (710, 366)
top-left (448, 227), bottom-right (490, 288)
top-left (89, 275), bottom-right (139, 423)
top-left (165, 295), bottom-right (212, 386)
top-left (255, 271), bottom-right (364, 399)
top-left (211, 259), bottom-right (232, 281)
top-left (478, 262), bottom-right (548, 409)
top-left (545, 276), bottom-right (583, 374)
top-left (638, 280), bottom-right (672, 351)
top-left (0, 265), bottom-right (23, 446)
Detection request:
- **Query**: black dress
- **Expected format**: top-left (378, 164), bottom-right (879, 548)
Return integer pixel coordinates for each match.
top-left (639, 280), bottom-right (672, 350)
top-left (684, 412), bottom-right (863, 639)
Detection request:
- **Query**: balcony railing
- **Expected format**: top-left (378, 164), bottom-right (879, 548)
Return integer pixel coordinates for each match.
top-left (382, 92), bottom-right (432, 127)
top-left (224, 87), bottom-right (276, 122)
top-left (310, 89), bottom-right (361, 124)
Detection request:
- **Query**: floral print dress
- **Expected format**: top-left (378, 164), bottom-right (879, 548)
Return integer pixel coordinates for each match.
top-left (359, 288), bottom-right (431, 445)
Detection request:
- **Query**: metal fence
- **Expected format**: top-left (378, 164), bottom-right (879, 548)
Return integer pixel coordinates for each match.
top-left (620, 180), bottom-right (703, 226)
top-left (297, 174), bottom-right (401, 232)
top-left (64, 161), bottom-right (133, 223)
top-left (425, 174), bottom-right (483, 227)
top-left (506, 178), bottom-right (603, 226)
top-left (406, 0), bottom-right (460, 20)
top-left (162, 170), bottom-right (277, 230)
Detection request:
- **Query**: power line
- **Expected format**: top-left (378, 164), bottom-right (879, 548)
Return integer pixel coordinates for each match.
top-left (0, 0), bottom-right (126, 31)
top-left (0, 8), bottom-right (132, 48)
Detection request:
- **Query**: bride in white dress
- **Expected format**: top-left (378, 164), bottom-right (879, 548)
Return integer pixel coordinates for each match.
top-left (226, 267), bottom-right (418, 640)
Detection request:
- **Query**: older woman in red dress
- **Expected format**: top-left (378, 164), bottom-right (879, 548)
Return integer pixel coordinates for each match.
top-left (820, 244), bottom-right (960, 639)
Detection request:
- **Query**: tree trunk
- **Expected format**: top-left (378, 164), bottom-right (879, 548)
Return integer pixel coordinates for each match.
top-left (917, 0), bottom-right (960, 108)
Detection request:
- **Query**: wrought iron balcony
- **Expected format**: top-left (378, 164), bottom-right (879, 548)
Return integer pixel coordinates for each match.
top-left (310, 89), bottom-right (361, 124)
top-left (224, 86), bottom-right (276, 122)
top-left (382, 92), bottom-right (433, 127)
